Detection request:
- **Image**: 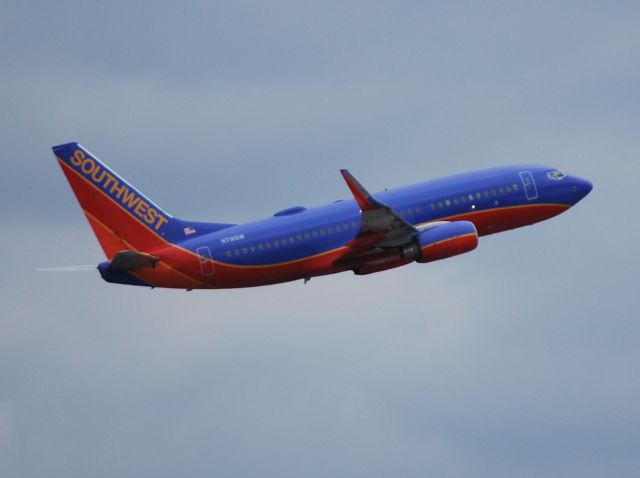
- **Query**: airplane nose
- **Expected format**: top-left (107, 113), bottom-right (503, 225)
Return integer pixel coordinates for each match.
top-left (570, 175), bottom-right (593, 203)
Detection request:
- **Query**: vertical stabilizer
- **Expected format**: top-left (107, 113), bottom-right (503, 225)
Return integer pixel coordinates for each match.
top-left (53, 142), bottom-right (175, 258)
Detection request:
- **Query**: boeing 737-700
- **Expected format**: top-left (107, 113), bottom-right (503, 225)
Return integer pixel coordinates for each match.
top-left (52, 142), bottom-right (592, 289)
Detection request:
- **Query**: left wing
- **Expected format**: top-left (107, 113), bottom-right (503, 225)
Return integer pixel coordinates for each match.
top-left (340, 169), bottom-right (417, 249)
top-left (336, 170), bottom-right (459, 273)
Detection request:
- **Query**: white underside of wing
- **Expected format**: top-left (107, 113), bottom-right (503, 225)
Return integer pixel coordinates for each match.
top-left (415, 221), bottom-right (451, 232)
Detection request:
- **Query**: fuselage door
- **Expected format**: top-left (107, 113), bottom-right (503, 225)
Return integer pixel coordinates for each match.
top-left (196, 246), bottom-right (215, 276)
top-left (519, 171), bottom-right (538, 201)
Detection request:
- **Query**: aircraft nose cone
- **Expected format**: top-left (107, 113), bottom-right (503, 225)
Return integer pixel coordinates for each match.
top-left (571, 175), bottom-right (593, 203)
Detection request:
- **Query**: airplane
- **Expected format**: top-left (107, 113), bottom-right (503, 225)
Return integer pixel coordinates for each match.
top-left (52, 142), bottom-right (592, 289)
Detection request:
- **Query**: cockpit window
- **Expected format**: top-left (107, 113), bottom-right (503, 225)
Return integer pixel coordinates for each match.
top-left (547, 170), bottom-right (566, 180)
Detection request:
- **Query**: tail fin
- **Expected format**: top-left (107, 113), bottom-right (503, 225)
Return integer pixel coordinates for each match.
top-left (53, 142), bottom-right (233, 259)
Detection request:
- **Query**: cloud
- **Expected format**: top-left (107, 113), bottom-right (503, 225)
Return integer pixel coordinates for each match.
top-left (1, 1), bottom-right (639, 477)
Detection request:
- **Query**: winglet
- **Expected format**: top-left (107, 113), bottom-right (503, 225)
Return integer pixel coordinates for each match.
top-left (340, 169), bottom-right (383, 211)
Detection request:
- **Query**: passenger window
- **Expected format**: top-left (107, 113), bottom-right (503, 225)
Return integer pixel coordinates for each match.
top-left (289, 236), bottom-right (295, 243)
top-left (296, 234), bottom-right (302, 241)
top-left (505, 185), bottom-right (512, 192)
top-left (234, 249), bottom-right (240, 256)
top-left (226, 251), bottom-right (232, 258)
top-left (512, 183), bottom-right (519, 190)
top-left (304, 232), bottom-right (310, 240)
top-left (453, 197), bottom-right (459, 205)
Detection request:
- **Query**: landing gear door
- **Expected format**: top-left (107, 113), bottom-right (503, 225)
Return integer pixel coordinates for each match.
top-left (196, 246), bottom-right (215, 276)
top-left (519, 171), bottom-right (538, 200)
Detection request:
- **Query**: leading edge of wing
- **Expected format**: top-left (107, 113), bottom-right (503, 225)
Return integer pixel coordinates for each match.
top-left (339, 170), bottom-right (416, 252)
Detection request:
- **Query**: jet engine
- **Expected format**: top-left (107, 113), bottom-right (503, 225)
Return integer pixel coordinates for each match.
top-left (401, 220), bottom-right (479, 263)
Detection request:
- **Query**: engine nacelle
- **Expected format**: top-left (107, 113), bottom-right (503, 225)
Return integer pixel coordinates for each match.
top-left (413, 221), bottom-right (479, 263)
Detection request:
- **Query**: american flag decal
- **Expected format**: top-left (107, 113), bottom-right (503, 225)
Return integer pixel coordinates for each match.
top-left (183, 226), bottom-right (196, 235)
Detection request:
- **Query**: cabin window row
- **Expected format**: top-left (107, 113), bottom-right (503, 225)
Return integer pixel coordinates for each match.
top-left (224, 220), bottom-right (359, 258)
top-left (427, 183), bottom-right (520, 211)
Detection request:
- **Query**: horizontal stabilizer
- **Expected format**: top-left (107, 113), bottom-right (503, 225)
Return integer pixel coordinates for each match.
top-left (108, 250), bottom-right (159, 271)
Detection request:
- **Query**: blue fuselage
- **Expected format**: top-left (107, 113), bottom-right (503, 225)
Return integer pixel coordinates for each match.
top-left (54, 142), bottom-right (592, 289)
top-left (180, 165), bottom-right (591, 270)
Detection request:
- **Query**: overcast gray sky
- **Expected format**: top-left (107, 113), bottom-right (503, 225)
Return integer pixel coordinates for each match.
top-left (1, 1), bottom-right (639, 477)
